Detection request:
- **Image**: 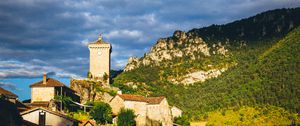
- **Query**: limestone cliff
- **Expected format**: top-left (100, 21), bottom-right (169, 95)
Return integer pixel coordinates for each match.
top-left (123, 30), bottom-right (231, 84)
top-left (70, 79), bottom-right (117, 104)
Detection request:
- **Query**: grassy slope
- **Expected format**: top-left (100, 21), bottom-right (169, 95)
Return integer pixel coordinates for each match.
top-left (112, 8), bottom-right (300, 119)
top-left (166, 27), bottom-right (300, 118)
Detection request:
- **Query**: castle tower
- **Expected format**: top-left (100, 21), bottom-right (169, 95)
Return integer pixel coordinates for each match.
top-left (88, 34), bottom-right (112, 84)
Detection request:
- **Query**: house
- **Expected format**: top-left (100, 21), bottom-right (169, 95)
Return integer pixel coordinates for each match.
top-left (79, 120), bottom-right (96, 126)
top-left (109, 94), bottom-right (172, 126)
top-left (0, 87), bottom-right (30, 112)
top-left (170, 106), bottom-right (182, 118)
top-left (29, 74), bottom-right (80, 111)
top-left (21, 107), bottom-right (80, 126)
top-left (0, 87), bottom-right (18, 103)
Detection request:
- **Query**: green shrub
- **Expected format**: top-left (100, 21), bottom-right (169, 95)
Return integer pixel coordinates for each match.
top-left (117, 108), bottom-right (136, 126)
top-left (174, 115), bottom-right (190, 126)
top-left (206, 105), bottom-right (300, 126)
top-left (90, 102), bottom-right (113, 124)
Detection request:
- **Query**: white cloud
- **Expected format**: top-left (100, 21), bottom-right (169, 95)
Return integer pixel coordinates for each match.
top-left (103, 29), bottom-right (144, 40)
top-left (0, 81), bottom-right (21, 91)
top-left (0, 60), bottom-right (81, 79)
top-left (112, 59), bottom-right (128, 70)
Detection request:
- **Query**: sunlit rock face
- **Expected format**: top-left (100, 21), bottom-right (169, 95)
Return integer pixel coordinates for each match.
top-left (124, 30), bottom-right (222, 72)
top-left (123, 30), bottom-right (231, 85)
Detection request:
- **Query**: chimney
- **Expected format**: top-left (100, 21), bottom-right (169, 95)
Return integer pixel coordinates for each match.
top-left (43, 73), bottom-right (47, 84)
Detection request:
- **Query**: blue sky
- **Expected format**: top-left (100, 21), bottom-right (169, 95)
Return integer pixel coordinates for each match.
top-left (0, 0), bottom-right (300, 100)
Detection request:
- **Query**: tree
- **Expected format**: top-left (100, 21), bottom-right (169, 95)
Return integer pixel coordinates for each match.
top-left (117, 108), bottom-right (136, 126)
top-left (90, 102), bottom-right (112, 124)
top-left (87, 71), bottom-right (92, 79)
top-left (174, 115), bottom-right (190, 126)
top-left (54, 95), bottom-right (78, 112)
top-left (103, 72), bottom-right (108, 82)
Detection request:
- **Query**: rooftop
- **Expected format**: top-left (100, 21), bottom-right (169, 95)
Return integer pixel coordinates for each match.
top-left (88, 35), bottom-right (110, 45)
top-left (29, 76), bottom-right (76, 93)
top-left (117, 94), bottom-right (165, 104)
top-left (30, 78), bottom-right (65, 88)
top-left (21, 107), bottom-right (80, 123)
top-left (0, 87), bottom-right (18, 98)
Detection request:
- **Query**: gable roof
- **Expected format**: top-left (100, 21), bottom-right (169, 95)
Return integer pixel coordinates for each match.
top-left (79, 120), bottom-right (96, 126)
top-left (29, 78), bottom-right (76, 93)
top-left (118, 94), bottom-right (147, 102)
top-left (0, 87), bottom-right (18, 98)
top-left (28, 101), bottom-right (50, 108)
top-left (147, 97), bottom-right (165, 104)
top-left (30, 78), bottom-right (65, 88)
top-left (116, 94), bottom-right (165, 104)
top-left (21, 107), bottom-right (80, 123)
top-left (89, 40), bottom-right (110, 45)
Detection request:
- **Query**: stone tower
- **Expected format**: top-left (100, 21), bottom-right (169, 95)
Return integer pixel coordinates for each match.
top-left (88, 34), bottom-right (112, 84)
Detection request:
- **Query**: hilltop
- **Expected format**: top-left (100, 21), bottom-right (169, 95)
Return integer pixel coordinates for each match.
top-left (112, 7), bottom-right (300, 120)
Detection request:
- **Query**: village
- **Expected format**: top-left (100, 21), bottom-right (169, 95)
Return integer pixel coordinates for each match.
top-left (0, 35), bottom-right (182, 126)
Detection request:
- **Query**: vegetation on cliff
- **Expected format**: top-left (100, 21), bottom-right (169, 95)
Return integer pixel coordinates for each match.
top-left (112, 7), bottom-right (300, 121)
top-left (207, 105), bottom-right (300, 125)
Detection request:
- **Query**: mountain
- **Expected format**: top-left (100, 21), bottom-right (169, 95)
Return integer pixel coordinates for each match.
top-left (112, 7), bottom-right (300, 119)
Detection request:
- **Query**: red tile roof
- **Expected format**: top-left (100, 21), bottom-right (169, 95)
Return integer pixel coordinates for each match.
top-left (117, 94), bottom-right (165, 104)
top-left (118, 94), bottom-right (147, 102)
top-left (30, 78), bottom-right (65, 88)
top-left (79, 120), bottom-right (96, 126)
top-left (28, 101), bottom-right (49, 108)
top-left (0, 87), bottom-right (17, 98)
top-left (147, 97), bottom-right (165, 104)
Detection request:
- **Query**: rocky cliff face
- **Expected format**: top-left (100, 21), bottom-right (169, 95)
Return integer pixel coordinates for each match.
top-left (125, 31), bottom-right (228, 71)
top-left (70, 79), bottom-right (117, 103)
top-left (123, 30), bottom-right (231, 84)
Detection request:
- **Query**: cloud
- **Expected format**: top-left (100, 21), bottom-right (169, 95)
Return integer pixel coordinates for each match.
top-left (104, 29), bottom-right (143, 39)
top-left (0, 0), bottom-right (299, 78)
top-left (0, 81), bottom-right (21, 91)
top-left (0, 60), bottom-right (80, 79)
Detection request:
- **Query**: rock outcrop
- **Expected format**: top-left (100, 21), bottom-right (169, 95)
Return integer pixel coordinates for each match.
top-left (70, 79), bottom-right (117, 104)
top-left (122, 30), bottom-right (230, 84)
top-left (124, 30), bottom-right (226, 71)
top-left (170, 68), bottom-right (228, 85)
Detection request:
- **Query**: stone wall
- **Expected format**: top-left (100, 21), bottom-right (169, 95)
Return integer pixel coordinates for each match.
top-left (110, 96), bottom-right (173, 126)
top-left (124, 101), bottom-right (148, 126)
top-left (146, 99), bottom-right (172, 126)
top-left (171, 106), bottom-right (182, 118)
top-left (31, 87), bottom-right (54, 102)
top-left (109, 96), bottom-right (124, 115)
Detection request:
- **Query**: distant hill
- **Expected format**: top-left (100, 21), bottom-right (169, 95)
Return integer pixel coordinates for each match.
top-left (189, 8), bottom-right (300, 43)
top-left (112, 7), bottom-right (300, 119)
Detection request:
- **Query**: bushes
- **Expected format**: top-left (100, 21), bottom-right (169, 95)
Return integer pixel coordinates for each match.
top-left (68, 111), bottom-right (90, 120)
top-left (90, 102), bottom-right (112, 124)
top-left (117, 108), bottom-right (136, 126)
top-left (174, 115), bottom-right (190, 126)
top-left (206, 105), bottom-right (300, 126)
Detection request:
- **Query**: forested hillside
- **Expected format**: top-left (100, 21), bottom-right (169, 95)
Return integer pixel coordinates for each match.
top-left (112, 8), bottom-right (300, 120)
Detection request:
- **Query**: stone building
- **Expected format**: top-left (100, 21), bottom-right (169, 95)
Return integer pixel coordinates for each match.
top-left (170, 106), bottom-right (182, 118)
top-left (109, 94), bottom-right (172, 126)
top-left (29, 74), bottom-right (80, 110)
top-left (88, 35), bottom-right (112, 84)
top-left (21, 107), bottom-right (80, 126)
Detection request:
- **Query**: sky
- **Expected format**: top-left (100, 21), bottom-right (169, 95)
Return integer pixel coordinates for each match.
top-left (0, 0), bottom-right (300, 100)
